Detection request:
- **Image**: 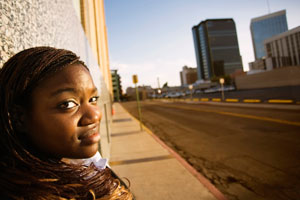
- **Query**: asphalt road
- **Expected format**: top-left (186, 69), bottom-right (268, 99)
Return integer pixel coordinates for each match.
top-left (121, 100), bottom-right (300, 200)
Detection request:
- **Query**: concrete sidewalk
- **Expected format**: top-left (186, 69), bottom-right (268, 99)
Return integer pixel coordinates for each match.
top-left (109, 103), bottom-right (226, 200)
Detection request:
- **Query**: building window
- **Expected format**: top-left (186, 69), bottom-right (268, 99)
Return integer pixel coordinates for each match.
top-left (290, 35), bottom-right (297, 65)
top-left (266, 43), bottom-right (272, 57)
top-left (279, 39), bottom-right (284, 66)
top-left (285, 37), bottom-right (291, 66)
top-left (295, 33), bottom-right (300, 65)
top-left (275, 40), bottom-right (280, 68)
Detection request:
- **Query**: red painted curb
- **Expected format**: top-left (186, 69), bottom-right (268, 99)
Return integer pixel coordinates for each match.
top-left (118, 103), bottom-right (228, 200)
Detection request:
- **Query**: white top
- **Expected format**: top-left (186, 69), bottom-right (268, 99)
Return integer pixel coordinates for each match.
top-left (62, 151), bottom-right (108, 170)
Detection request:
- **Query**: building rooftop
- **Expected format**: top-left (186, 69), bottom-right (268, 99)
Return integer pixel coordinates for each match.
top-left (264, 26), bottom-right (300, 44)
top-left (192, 18), bottom-right (234, 28)
top-left (250, 10), bottom-right (286, 23)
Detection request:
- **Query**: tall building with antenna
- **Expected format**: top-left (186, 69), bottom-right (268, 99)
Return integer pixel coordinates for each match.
top-left (250, 10), bottom-right (288, 60)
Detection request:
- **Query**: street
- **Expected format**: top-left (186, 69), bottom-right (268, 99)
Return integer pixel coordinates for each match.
top-left (121, 100), bottom-right (300, 200)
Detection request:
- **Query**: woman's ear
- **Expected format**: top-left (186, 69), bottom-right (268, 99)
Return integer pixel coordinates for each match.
top-left (10, 105), bottom-right (27, 132)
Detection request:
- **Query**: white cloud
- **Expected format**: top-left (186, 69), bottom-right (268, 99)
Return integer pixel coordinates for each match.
top-left (110, 58), bottom-right (196, 91)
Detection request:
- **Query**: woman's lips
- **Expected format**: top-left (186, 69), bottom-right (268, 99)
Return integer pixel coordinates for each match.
top-left (79, 131), bottom-right (100, 146)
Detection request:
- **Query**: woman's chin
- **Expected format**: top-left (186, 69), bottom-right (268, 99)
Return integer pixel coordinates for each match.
top-left (79, 144), bottom-right (99, 159)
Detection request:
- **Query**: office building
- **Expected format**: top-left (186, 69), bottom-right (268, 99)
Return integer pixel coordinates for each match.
top-left (111, 70), bottom-right (122, 102)
top-left (180, 66), bottom-right (197, 86)
top-left (250, 10), bottom-right (288, 60)
top-left (192, 19), bottom-right (243, 80)
top-left (248, 59), bottom-right (266, 71)
top-left (264, 26), bottom-right (300, 69)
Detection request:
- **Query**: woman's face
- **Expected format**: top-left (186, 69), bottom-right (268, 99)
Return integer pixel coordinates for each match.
top-left (24, 64), bottom-right (101, 159)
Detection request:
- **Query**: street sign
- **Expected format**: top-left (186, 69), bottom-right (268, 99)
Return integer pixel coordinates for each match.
top-left (132, 74), bottom-right (142, 131)
top-left (132, 75), bottom-right (138, 84)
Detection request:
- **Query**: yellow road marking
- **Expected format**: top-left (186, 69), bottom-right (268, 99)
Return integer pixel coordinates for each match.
top-left (157, 103), bottom-right (300, 127)
top-left (225, 98), bottom-right (239, 102)
top-left (217, 111), bottom-right (300, 126)
top-left (268, 99), bottom-right (293, 103)
top-left (212, 98), bottom-right (221, 102)
top-left (243, 99), bottom-right (261, 103)
top-left (200, 98), bottom-right (209, 101)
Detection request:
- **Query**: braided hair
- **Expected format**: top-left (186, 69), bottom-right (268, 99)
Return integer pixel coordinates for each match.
top-left (0, 47), bottom-right (132, 200)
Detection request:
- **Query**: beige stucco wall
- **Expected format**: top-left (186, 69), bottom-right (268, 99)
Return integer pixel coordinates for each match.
top-left (80, 0), bottom-right (113, 101)
top-left (235, 66), bottom-right (300, 89)
top-left (0, 0), bottom-right (112, 158)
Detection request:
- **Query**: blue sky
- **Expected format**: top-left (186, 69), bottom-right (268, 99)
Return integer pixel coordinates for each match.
top-left (104, 0), bottom-right (300, 90)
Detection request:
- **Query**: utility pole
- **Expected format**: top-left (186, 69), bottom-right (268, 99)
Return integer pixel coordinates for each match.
top-left (266, 0), bottom-right (271, 13)
top-left (157, 77), bottom-right (161, 89)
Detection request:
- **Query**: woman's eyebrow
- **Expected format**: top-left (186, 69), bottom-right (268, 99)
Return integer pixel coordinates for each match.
top-left (50, 88), bottom-right (78, 97)
top-left (50, 87), bottom-right (98, 97)
top-left (91, 87), bottom-right (98, 94)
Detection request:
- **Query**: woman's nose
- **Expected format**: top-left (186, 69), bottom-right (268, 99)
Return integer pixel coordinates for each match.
top-left (79, 104), bottom-right (101, 126)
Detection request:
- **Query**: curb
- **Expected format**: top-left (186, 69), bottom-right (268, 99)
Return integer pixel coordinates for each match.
top-left (152, 98), bottom-right (300, 105)
top-left (119, 103), bottom-right (228, 200)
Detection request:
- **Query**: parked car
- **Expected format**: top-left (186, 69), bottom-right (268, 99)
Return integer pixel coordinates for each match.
top-left (204, 85), bottom-right (235, 93)
top-left (194, 89), bottom-right (203, 94)
top-left (166, 92), bottom-right (180, 98)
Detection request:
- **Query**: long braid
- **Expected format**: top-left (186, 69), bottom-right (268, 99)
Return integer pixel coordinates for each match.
top-left (0, 47), bottom-right (132, 199)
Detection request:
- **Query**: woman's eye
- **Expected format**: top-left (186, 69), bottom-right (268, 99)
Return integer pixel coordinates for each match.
top-left (90, 96), bottom-right (99, 103)
top-left (59, 101), bottom-right (78, 109)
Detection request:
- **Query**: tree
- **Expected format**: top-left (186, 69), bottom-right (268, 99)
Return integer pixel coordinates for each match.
top-left (162, 82), bottom-right (168, 88)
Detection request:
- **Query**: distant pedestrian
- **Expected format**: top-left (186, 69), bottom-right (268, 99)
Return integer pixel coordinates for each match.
top-left (0, 47), bottom-right (133, 200)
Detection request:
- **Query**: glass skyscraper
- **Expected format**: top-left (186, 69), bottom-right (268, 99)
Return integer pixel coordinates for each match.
top-left (250, 10), bottom-right (288, 60)
top-left (192, 19), bottom-right (243, 80)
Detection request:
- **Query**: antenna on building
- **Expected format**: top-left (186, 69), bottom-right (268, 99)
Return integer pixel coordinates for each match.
top-left (266, 0), bottom-right (271, 13)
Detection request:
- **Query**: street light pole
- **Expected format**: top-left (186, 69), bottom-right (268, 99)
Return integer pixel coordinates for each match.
top-left (158, 89), bottom-right (161, 98)
top-left (219, 78), bottom-right (225, 101)
top-left (188, 84), bottom-right (193, 101)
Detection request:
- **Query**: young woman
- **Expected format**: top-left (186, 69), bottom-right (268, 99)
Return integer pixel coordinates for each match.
top-left (0, 47), bottom-right (133, 200)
